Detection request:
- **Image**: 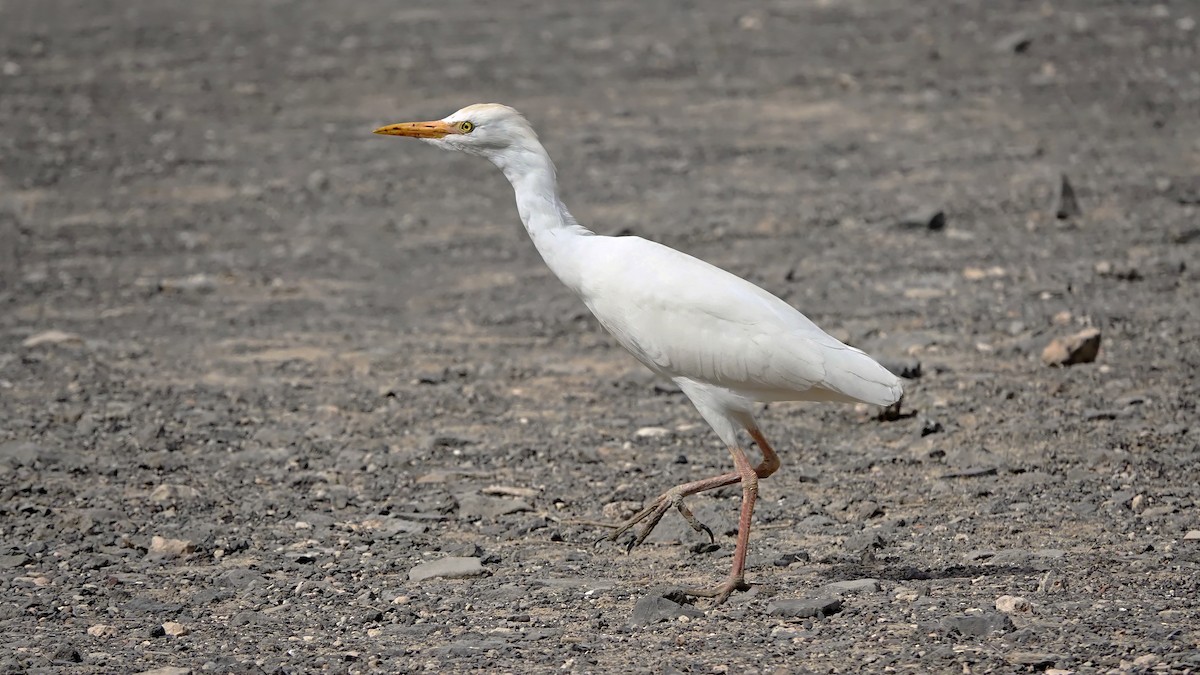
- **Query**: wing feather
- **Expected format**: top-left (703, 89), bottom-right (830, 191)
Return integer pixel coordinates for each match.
top-left (575, 236), bottom-right (901, 406)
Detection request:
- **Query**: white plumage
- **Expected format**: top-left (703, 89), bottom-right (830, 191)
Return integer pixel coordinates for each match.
top-left (375, 104), bottom-right (901, 603)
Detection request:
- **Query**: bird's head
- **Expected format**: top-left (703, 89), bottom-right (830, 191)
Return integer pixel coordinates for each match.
top-left (373, 103), bottom-right (539, 161)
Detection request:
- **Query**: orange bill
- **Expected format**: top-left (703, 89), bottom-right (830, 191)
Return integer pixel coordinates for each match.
top-left (373, 120), bottom-right (455, 138)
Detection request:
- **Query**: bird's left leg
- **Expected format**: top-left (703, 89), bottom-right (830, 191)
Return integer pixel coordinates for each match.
top-left (606, 426), bottom-right (780, 548)
top-left (680, 442), bottom-right (759, 603)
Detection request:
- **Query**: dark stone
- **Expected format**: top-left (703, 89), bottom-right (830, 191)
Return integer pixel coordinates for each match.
top-left (629, 594), bottom-right (704, 627)
top-left (878, 357), bottom-right (922, 379)
top-left (767, 597), bottom-right (842, 618)
top-left (941, 612), bottom-right (1015, 637)
top-left (1056, 174), bottom-right (1081, 219)
top-left (215, 567), bottom-right (267, 590)
top-left (896, 209), bottom-right (946, 231)
top-left (0, 553), bottom-right (30, 568)
top-left (1008, 652), bottom-right (1059, 667)
top-left (50, 644), bottom-right (82, 663)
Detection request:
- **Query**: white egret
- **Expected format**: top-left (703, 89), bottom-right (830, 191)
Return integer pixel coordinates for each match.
top-left (375, 104), bottom-right (902, 603)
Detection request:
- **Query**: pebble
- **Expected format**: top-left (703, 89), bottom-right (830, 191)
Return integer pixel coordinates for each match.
top-left (773, 551), bottom-right (810, 567)
top-left (628, 594), bottom-right (704, 627)
top-left (820, 578), bottom-right (882, 595)
top-left (941, 612), bottom-right (1015, 637)
top-left (306, 169), bottom-right (330, 192)
top-left (1042, 328), bottom-right (1102, 366)
top-left (214, 567), bottom-right (266, 591)
top-left (134, 668), bottom-right (192, 675)
top-left (993, 30), bottom-right (1033, 53)
top-left (51, 644), bottom-right (82, 663)
top-left (157, 274), bottom-right (217, 294)
top-left (21, 329), bottom-right (83, 348)
top-left (162, 621), bottom-right (188, 637)
top-left (1183, 530), bottom-right (1200, 541)
top-left (455, 492), bottom-right (532, 520)
top-left (1056, 174), bottom-right (1082, 219)
top-left (87, 624), bottom-right (116, 637)
top-left (0, 552), bottom-right (30, 568)
top-left (359, 515), bottom-right (429, 537)
top-left (408, 556), bottom-right (487, 581)
top-left (149, 484), bottom-right (201, 503)
top-left (920, 418), bottom-right (944, 436)
top-left (1006, 652), bottom-right (1059, 668)
top-left (843, 531), bottom-right (886, 554)
top-left (995, 594), bottom-right (1032, 613)
top-left (896, 208), bottom-right (946, 231)
top-left (634, 426), bottom-right (671, 438)
top-left (768, 597), bottom-right (842, 618)
top-left (147, 536), bottom-right (195, 561)
top-left (877, 357), bottom-right (922, 379)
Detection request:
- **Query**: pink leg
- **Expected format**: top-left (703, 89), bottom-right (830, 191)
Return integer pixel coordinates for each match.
top-left (683, 442), bottom-right (759, 603)
top-left (606, 429), bottom-right (781, 550)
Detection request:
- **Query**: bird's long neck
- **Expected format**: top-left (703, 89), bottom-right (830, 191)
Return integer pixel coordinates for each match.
top-left (489, 143), bottom-right (593, 294)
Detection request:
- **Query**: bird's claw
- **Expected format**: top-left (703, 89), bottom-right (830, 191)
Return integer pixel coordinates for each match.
top-left (678, 576), bottom-right (751, 605)
top-left (603, 488), bottom-right (715, 551)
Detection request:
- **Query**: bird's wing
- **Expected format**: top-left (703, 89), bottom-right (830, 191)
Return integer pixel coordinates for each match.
top-left (575, 235), bottom-right (901, 406)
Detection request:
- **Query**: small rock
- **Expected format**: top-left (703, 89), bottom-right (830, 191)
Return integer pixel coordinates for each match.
top-left (602, 501), bottom-right (642, 521)
top-left (773, 551), bottom-right (810, 567)
top-left (877, 357), bottom-right (921, 379)
top-left (1094, 260), bottom-right (1141, 281)
top-left (1056, 174), bottom-right (1081, 219)
top-left (634, 426), bottom-right (671, 438)
top-left (455, 492), bottom-right (532, 520)
top-left (162, 621), bottom-right (188, 637)
top-left (629, 594), bottom-right (704, 627)
top-left (134, 668), bottom-right (192, 675)
top-left (1183, 530), bottom-right (1200, 541)
top-left (51, 644), bottom-right (82, 663)
top-left (995, 594), bottom-right (1032, 613)
top-left (941, 612), bottom-right (1015, 637)
top-left (87, 624), bottom-right (116, 637)
top-left (1007, 652), bottom-right (1059, 668)
top-left (1042, 328), bottom-right (1102, 366)
top-left (306, 169), bottom-right (330, 192)
top-left (920, 419), bottom-right (944, 436)
top-left (158, 274), bottom-right (217, 294)
top-left (22, 329), bottom-right (83, 348)
top-left (0, 441), bottom-right (41, 468)
top-left (149, 484), bottom-right (201, 503)
top-left (408, 556), bottom-right (487, 581)
top-left (844, 531), bottom-right (886, 554)
top-left (1132, 654), bottom-right (1160, 668)
top-left (994, 30), bottom-right (1033, 53)
top-left (215, 567), bottom-right (266, 590)
top-left (147, 536), bottom-right (195, 561)
top-left (359, 515), bottom-right (428, 537)
top-left (767, 597), bottom-right (842, 618)
top-left (820, 578), bottom-right (881, 595)
top-left (896, 208), bottom-right (946, 231)
top-left (0, 552), bottom-right (30, 568)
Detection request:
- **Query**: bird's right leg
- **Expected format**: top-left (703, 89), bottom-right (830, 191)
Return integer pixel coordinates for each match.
top-left (605, 430), bottom-right (780, 549)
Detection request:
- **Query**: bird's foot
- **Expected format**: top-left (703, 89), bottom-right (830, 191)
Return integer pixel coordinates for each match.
top-left (604, 486), bottom-right (714, 551)
top-left (679, 575), bottom-right (751, 605)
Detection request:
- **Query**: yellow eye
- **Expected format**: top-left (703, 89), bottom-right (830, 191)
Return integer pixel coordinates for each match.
top-left (459, 121), bottom-right (475, 133)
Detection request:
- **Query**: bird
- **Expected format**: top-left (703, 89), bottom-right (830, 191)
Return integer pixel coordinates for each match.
top-left (374, 104), bottom-right (902, 603)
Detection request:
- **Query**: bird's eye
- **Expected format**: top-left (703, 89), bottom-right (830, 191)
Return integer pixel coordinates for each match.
top-left (459, 121), bottom-right (475, 133)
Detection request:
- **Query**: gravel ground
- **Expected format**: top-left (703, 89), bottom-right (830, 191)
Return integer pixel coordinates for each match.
top-left (2, 0), bottom-right (1199, 672)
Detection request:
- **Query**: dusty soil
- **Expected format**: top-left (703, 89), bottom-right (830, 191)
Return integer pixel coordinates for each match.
top-left (2, 0), bottom-right (1199, 672)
